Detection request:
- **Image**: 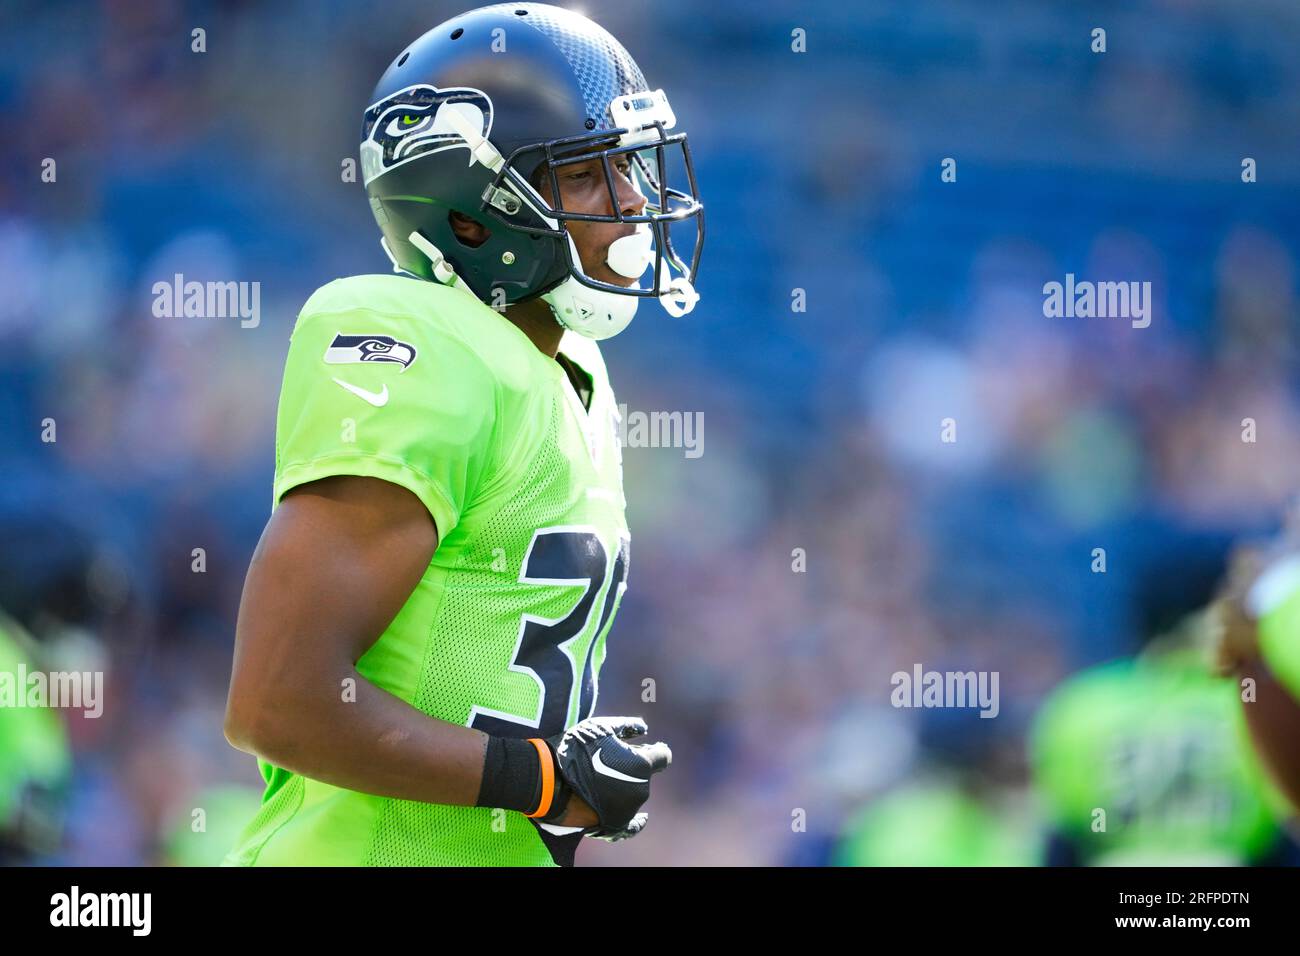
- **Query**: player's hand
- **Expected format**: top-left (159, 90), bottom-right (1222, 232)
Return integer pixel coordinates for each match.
top-left (550, 793), bottom-right (599, 829)
top-left (537, 716), bottom-right (671, 841)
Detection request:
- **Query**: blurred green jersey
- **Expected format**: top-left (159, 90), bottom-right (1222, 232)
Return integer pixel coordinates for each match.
top-left (1030, 650), bottom-right (1287, 865)
top-left (0, 614), bottom-right (71, 861)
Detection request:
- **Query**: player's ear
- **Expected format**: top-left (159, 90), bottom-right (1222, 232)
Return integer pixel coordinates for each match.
top-left (448, 210), bottom-right (491, 248)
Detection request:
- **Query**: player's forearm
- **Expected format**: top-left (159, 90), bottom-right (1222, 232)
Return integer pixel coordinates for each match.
top-left (229, 669), bottom-right (491, 807)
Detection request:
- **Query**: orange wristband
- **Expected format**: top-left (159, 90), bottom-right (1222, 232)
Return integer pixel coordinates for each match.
top-left (523, 738), bottom-right (556, 818)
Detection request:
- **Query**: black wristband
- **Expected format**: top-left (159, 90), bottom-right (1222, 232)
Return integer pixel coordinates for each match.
top-left (475, 735), bottom-right (548, 814)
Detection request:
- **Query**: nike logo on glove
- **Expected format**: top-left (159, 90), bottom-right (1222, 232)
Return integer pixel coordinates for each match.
top-left (332, 378), bottom-right (389, 407)
top-left (591, 749), bottom-right (647, 783)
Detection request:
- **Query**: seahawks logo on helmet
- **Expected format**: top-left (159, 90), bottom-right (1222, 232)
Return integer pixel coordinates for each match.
top-left (323, 333), bottom-right (417, 371)
top-left (359, 83), bottom-right (494, 187)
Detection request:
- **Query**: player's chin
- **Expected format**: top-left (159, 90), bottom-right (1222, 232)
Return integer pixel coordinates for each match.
top-left (589, 267), bottom-right (641, 289)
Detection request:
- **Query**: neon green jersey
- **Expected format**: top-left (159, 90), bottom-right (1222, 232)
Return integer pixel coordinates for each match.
top-left (1029, 651), bottom-right (1283, 865)
top-left (224, 275), bottom-right (631, 866)
top-left (833, 783), bottom-right (1038, 867)
top-left (0, 615), bottom-right (71, 846)
top-left (1255, 563), bottom-right (1300, 702)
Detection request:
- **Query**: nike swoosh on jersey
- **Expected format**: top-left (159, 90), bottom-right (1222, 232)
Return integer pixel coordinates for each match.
top-left (332, 378), bottom-right (389, 407)
top-left (591, 749), bottom-right (647, 783)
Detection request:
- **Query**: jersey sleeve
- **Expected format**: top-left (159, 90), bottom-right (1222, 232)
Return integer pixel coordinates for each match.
top-left (272, 281), bottom-right (498, 540)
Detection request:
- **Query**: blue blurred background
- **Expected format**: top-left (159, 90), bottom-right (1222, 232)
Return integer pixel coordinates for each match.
top-left (1, 0), bottom-right (1299, 865)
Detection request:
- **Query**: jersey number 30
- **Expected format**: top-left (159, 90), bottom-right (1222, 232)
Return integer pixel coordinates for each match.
top-left (469, 527), bottom-right (629, 740)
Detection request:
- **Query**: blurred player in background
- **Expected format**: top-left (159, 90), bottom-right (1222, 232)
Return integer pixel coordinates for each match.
top-left (1030, 546), bottom-right (1297, 866)
top-left (0, 612), bottom-right (69, 865)
top-left (833, 779), bottom-right (1038, 867)
top-left (1212, 505), bottom-right (1300, 815)
top-left (0, 509), bottom-right (117, 864)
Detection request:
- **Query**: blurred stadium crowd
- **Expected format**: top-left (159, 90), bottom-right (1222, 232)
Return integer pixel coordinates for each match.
top-left (2, 0), bottom-right (1300, 864)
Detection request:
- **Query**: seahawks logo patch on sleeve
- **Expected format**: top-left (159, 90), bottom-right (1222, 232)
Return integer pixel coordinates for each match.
top-left (323, 333), bottom-right (417, 371)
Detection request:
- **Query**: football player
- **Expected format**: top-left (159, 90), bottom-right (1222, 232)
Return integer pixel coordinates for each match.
top-left (1212, 514), bottom-right (1300, 816)
top-left (223, 3), bottom-right (703, 866)
top-left (0, 610), bottom-right (70, 865)
top-left (1031, 541), bottom-right (1299, 866)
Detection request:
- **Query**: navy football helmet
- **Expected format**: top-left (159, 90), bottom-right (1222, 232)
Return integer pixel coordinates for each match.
top-left (360, 3), bottom-right (704, 339)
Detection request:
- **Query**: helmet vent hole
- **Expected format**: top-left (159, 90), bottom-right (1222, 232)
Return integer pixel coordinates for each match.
top-left (450, 28), bottom-right (463, 39)
top-left (515, 8), bottom-right (527, 15)
top-left (397, 51), bottom-right (410, 66)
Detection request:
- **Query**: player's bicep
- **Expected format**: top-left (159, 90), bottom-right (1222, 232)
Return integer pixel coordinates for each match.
top-left (225, 475), bottom-right (436, 746)
top-left (273, 475), bottom-right (438, 657)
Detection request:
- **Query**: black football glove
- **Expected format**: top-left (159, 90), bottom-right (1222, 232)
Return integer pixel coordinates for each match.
top-left (537, 715), bottom-right (672, 841)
